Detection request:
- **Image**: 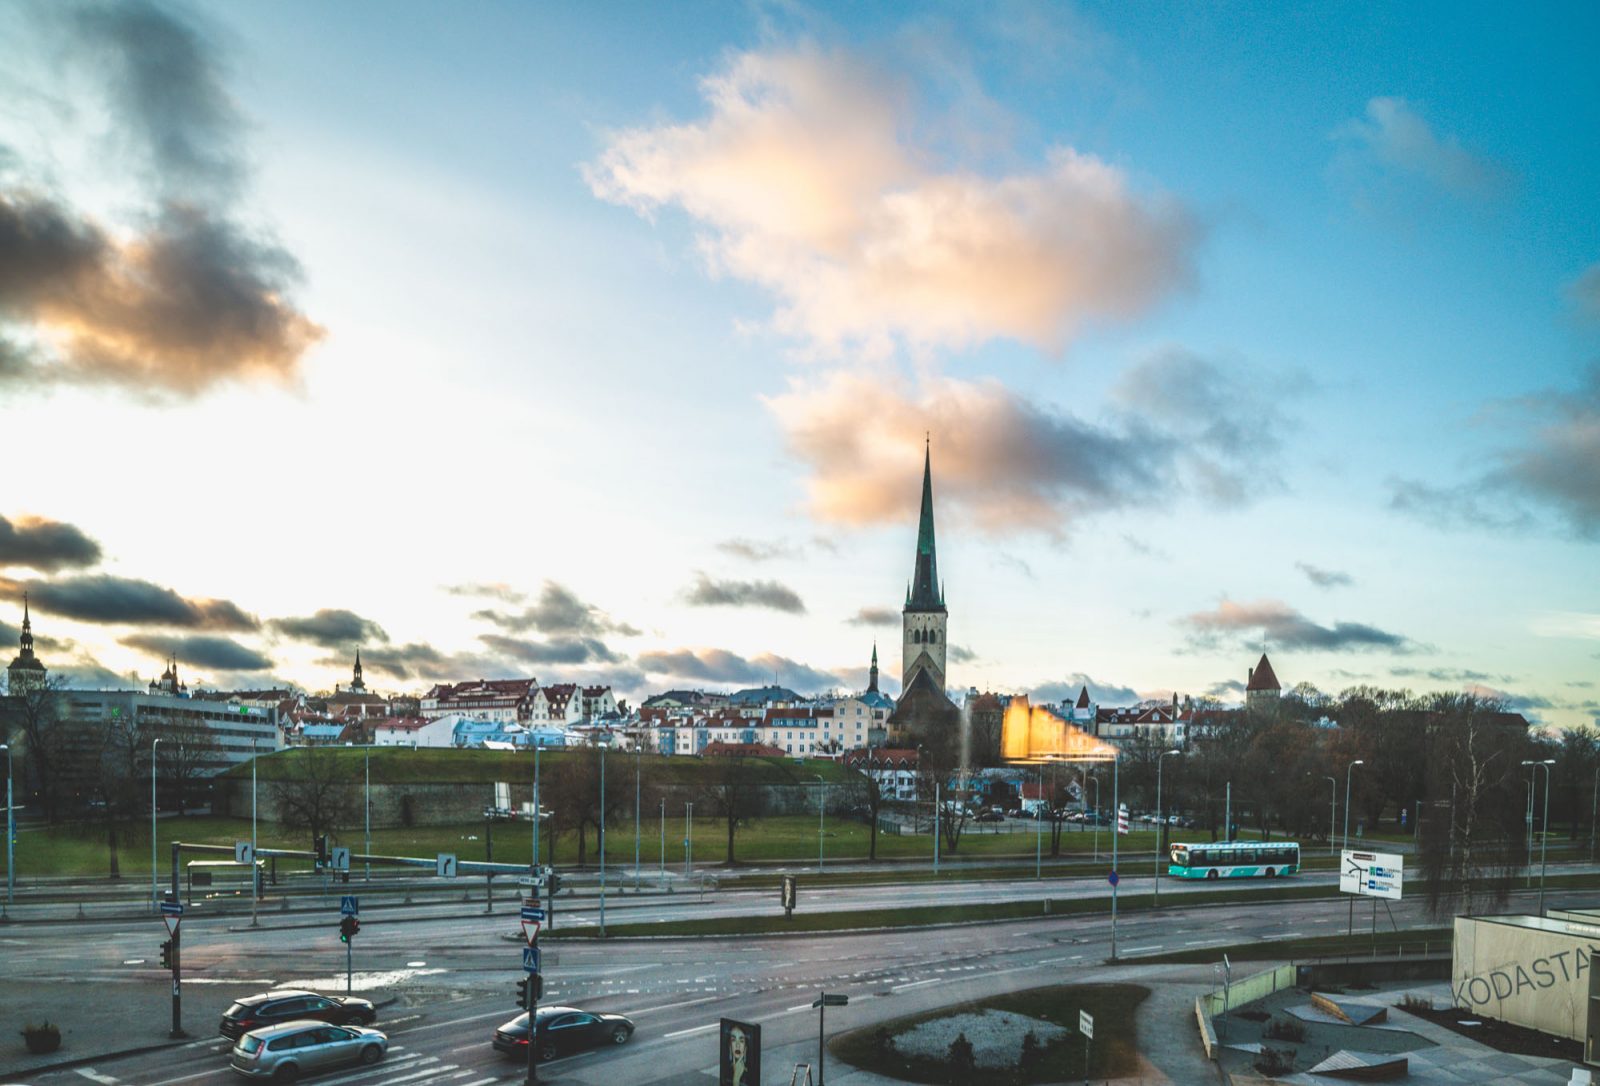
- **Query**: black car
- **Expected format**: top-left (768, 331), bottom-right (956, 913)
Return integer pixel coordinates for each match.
top-left (220, 989), bottom-right (378, 1040)
top-left (492, 1006), bottom-right (635, 1061)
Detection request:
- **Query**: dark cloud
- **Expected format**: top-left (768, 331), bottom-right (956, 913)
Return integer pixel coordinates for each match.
top-left (682, 572), bottom-right (806, 614)
top-left (1182, 598), bottom-right (1419, 654)
top-left (1391, 667), bottom-right (1510, 684)
top-left (1296, 562), bottom-right (1353, 589)
top-left (1206, 679), bottom-right (1247, 699)
top-left (636, 648), bottom-right (841, 693)
top-left (0, 513), bottom-right (101, 572)
top-left (0, 3), bottom-right (320, 397)
top-left (270, 609), bottom-right (390, 649)
top-left (846, 607), bottom-right (899, 627)
top-left (2, 574), bottom-right (256, 630)
top-left (1029, 673), bottom-right (1140, 707)
top-left (478, 634), bottom-right (624, 666)
top-left (122, 632), bottom-right (272, 672)
top-left (328, 642), bottom-right (508, 684)
top-left (716, 538), bottom-right (800, 562)
top-left (472, 581), bottom-right (640, 637)
top-left (948, 644), bottom-right (978, 664)
top-left (1390, 366), bottom-right (1600, 540)
top-left (445, 582), bottom-right (527, 604)
top-left (992, 553), bottom-right (1035, 579)
top-left (54, 655), bottom-right (136, 689)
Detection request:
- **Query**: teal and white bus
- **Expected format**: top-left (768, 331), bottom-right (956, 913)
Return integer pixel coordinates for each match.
top-left (1168, 841), bottom-right (1300, 879)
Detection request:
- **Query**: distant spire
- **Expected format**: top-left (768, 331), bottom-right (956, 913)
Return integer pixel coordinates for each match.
top-left (868, 642), bottom-right (880, 693)
top-left (20, 592), bottom-right (33, 653)
top-left (906, 440), bottom-right (944, 611)
top-left (352, 647), bottom-right (365, 691)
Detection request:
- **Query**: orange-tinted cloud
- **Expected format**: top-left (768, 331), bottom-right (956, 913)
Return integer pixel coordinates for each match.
top-left (589, 44), bottom-right (1198, 356)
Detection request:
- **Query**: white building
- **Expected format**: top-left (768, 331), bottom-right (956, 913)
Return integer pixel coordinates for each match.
top-left (373, 714), bottom-right (458, 747)
top-left (60, 688), bottom-right (280, 775)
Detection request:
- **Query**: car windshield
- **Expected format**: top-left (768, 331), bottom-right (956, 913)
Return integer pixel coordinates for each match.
top-left (225, 1003), bottom-right (250, 1017)
top-left (238, 1036), bottom-right (262, 1054)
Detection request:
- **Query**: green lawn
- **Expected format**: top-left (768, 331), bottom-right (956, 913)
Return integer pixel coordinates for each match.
top-left (829, 983), bottom-right (1148, 1084)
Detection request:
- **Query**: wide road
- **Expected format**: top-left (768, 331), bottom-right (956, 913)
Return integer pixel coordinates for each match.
top-left (9, 880), bottom-right (1584, 1086)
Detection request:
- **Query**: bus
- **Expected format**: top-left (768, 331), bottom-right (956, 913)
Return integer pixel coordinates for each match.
top-left (1168, 841), bottom-right (1300, 879)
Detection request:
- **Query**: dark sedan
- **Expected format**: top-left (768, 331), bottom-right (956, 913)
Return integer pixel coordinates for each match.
top-left (220, 989), bottom-right (378, 1040)
top-left (492, 1006), bottom-right (635, 1061)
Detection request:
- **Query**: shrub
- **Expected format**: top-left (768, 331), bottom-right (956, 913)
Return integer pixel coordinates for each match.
top-left (1253, 1046), bottom-right (1296, 1075)
top-left (1019, 1030), bottom-right (1041, 1069)
top-left (22, 1021), bottom-right (61, 1054)
top-left (1399, 993), bottom-right (1433, 1013)
top-left (947, 1032), bottom-right (976, 1073)
top-left (1264, 1017), bottom-right (1307, 1042)
top-left (874, 1026), bottom-right (894, 1055)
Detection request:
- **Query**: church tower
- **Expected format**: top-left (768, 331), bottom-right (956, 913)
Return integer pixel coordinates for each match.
top-left (351, 648), bottom-right (367, 693)
top-left (7, 594), bottom-right (48, 695)
top-left (902, 441), bottom-right (949, 694)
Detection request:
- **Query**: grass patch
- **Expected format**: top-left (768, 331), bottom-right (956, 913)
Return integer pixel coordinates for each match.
top-left (559, 881), bottom-right (1339, 938)
top-left (830, 983), bottom-right (1147, 1084)
top-left (1137, 927), bottom-right (1452, 964)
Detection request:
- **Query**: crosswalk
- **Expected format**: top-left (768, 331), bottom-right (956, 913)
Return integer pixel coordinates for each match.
top-left (69, 1042), bottom-right (519, 1086)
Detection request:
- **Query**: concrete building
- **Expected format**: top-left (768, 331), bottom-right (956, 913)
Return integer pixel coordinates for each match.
top-left (58, 688), bottom-right (279, 775)
top-left (420, 678), bottom-right (542, 722)
top-left (1453, 910), bottom-right (1600, 1065)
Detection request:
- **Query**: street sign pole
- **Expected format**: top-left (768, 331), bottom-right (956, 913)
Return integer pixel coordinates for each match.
top-left (524, 936), bottom-right (540, 1086)
top-left (812, 993), bottom-right (847, 1086)
top-left (1079, 1010), bottom-right (1093, 1086)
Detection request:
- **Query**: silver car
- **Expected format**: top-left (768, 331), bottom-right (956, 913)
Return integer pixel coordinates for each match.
top-left (230, 1019), bottom-right (388, 1080)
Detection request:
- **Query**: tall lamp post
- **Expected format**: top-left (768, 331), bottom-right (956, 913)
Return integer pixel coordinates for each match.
top-left (1590, 765), bottom-right (1599, 865)
top-left (249, 738), bottom-right (261, 929)
top-left (813, 774), bottom-right (826, 873)
top-left (634, 729), bottom-right (642, 890)
top-left (1522, 759), bottom-right (1554, 916)
top-left (1109, 751), bottom-right (1121, 960)
top-left (2, 744), bottom-right (14, 909)
top-left (1342, 760), bottom-right (1364, 851)
top-left (1154, 749), bottom-right (1180, 905)
top-left (150, 737), bottom-right (162, 912)
top-left (1322, 775), bottom-right (1337, 856)
top-left (1089, 774), bottom-right (1101, 863)
top-left (363, 746), bottom-right (371, 882)
top-left (599, 745), bottom-right (606, 936)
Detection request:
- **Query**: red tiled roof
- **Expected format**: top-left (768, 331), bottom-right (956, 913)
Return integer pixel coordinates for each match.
top-left (1246, 653), bottom-right (1281, 692)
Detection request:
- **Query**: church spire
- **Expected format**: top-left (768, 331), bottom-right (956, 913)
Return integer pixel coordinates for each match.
top-left (868, 641), bottom-right (879, 693)
top-left (352, 648), bottom-right (366, 692)
top-left (906, 439), bottom-right (945, 612)
top-left (20, 592), bottom-right (33, 655)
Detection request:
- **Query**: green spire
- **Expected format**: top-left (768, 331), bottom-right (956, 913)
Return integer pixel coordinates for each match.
top-left (906, 439), bottom-right (945, 610)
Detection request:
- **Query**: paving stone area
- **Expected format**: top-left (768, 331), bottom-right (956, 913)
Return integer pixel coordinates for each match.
top-left (891, 1008), bottom-right (1069, 1069)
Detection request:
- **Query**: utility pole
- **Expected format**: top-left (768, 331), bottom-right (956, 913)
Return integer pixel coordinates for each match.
top-left (150, 738), bottom-right (161, 913)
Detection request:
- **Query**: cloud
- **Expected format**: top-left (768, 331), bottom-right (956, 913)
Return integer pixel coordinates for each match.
top-left (589, 43), bottom-right (1198, 356)
top-left (0, 514), bottom-right (102, 572)
top-left (445, 582), bottom-right (527, 604)
top-left (992, 552), bottom-right (1035, 579)
top-left (1389, 365), bottom-right (1600, 540)
top-left (682, 572), bottom-right (806, 614)
top-left (2, 574), bottom-right (256, 630)
top-left (478, 634), bottom-right (624, 666)
top-left (1029, 673), bottom-right (1139, 706)
top-left (0, 3), bottom-right (320, 397)
top-left (947, 644), bottom-right (978, 664)
top-left (1390, 667), bottom-right (1510, 684)
top-left (270, 609), bottom-right (389, 649)
top-left (471, 581), bottom-right (640, 636)
top-left (1335, 97), bottom-right (1507, 200)
top-left (1464, 683), bottom-right (1553, 716)
top-left (716, 538), bottom-right (800, 562)
top-left (1182, 598), bottom-right (1419, 654)
top-left (1296, 561), bottom-right (1353, 589)
top-left (331, 642), bottom-right (504, 684)
top-left (846, 606), bottom-right (899, 627)
top-left (636, 647), bottom-right (842, 692)
top-left (1569, 263), bottom-right (1600, 322)
top-left (1206, 679), bottom-right (1247, 699)
top-left (121, 632), bottom-right (272, 672)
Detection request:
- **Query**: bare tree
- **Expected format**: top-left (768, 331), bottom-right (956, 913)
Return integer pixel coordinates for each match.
top-left (698, 752), bottom-right (767, 866)
top-left (147, 712), bottom-right (221, 814)
top-left (269, 746), bottom-right (359, 845)
top-left (72, 710), bottom-right (146, 879)
top-left (4, 676), bottom-right (69, 821)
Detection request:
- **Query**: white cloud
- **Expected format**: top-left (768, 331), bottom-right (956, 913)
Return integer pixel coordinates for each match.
top-left (589, 44), bottom-right (1198, 356)
top-left (1335, 97), bottom-right (1506, 199)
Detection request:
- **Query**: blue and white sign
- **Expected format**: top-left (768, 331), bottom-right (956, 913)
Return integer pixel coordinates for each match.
top-left (521, 906), bottom-right (545, 922)
top-left (522, 945), bottom-right (541, 974)
top-left (1340, 849), bottom-right (1403, 900)
top-left (437, 853), bottom-right (458, 879)
top-left (160, 899), bottom-right (184, 916)
top-left (331, 847), bottom-right (351, 871)
top-left (340, 895), bottom-right (360, 916)
top-left (1107, 870), bottom-right (1120, 887)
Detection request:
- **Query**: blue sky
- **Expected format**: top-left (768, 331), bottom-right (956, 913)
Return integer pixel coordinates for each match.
top-left (0, 1), bottom-right (1595, 728)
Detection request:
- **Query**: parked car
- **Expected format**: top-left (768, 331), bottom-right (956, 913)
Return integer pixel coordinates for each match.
top-left (493, 1006), bottom-right (635, 1061)
top-left (229, 1020), bottom-right (387, 1079)
top-left (220, 990), bottom-right (377, 1040)
top-left (974, 809), bottom-right (1005, 823)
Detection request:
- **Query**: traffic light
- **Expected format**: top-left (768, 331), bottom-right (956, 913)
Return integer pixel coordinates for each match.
top-left (160, 939), bottom-right (173, 969)
top-left (315, 835), bottom-right (330, 865)
top-left (530, 974), bottom-right (542, 1001)
top-left (516, 978), bottom-right (529, 1007)
top-left (546, 871), bottom-right (561, 895)
top-left (339, 916), bottom-right (360, 943)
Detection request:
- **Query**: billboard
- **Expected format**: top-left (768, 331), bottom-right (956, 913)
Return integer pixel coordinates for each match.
top-left (1339, 849), bottom-right (1403, 900)
top-left (720, 1018), bottom-right (760, 1086)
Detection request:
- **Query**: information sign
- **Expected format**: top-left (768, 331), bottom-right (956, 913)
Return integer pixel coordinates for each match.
top-left (234, 841), bottom-right (254, 864)
top-left (522, 945), bottom-right (541, 974)
top-left (339, 895), bottom-right (359, 916)
top-left (1079, 1010), bottom-right (1094, 1038)
top-left (331, 847), bottom-right (351, 871)
top-left (1339, 849), bottom-right (1403, 900)
top-left (437, 853), bottom-right (458, 879)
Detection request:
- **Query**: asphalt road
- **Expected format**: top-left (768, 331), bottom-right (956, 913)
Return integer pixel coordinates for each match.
top-left (5, 870), bottom-right (1588, 1086)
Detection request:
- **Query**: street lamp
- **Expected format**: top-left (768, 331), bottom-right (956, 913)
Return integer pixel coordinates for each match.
top-left (250, 738), bottom-right (261, 929)
top-left (1110, 750), bottom-right (1122, 960)
top-left (599, 745), bottom-right (606, 936)
top-left (364, 746), bottom-right (370, 882)
top-left (150, 737), bottom-right (161, 912)
top-left (1088, 773), bottom-right (1101, 863)
top-left (634, 730), bottom-right (642, 890)
top-left (1, 743), bottom-right (14, 908)
top-left (1154, 749), bottom-right (1181, 905)
top-left (813, 774), bottom-right (826, 874)
top-left (1342, 760), bottom-right (1364, 852)
top-left (1321, 775), bottom-right (1336, 856)
top-left (1590, 765), bottom-right (1599, 864)
top-left (1522, 759), bottom-right (1554, 916)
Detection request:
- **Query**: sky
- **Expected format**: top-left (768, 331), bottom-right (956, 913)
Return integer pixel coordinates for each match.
top-left (0, 1), bottom-right (1596, 729)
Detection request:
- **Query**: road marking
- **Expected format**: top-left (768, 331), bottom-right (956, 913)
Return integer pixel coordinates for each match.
top-left (665, 1022), bottom-right (719, 1038)
top-left (391, 1006), bottom-right (523, 1035)
top-left (316, 1056), bottom-right (442, 1086)
top-left (385, 1014), bottom-right (423, 1026)
top-left (631, 994), bottom-right (723, 1015)
top-left (142, 1066), bottom-right (226, 1086)
top-left (74, 1071), bottom-right (120, 1085)
top-left (1124, 945), bottom-right (1162, 953)
top-left (891, 978), bottom-right (940, 991)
